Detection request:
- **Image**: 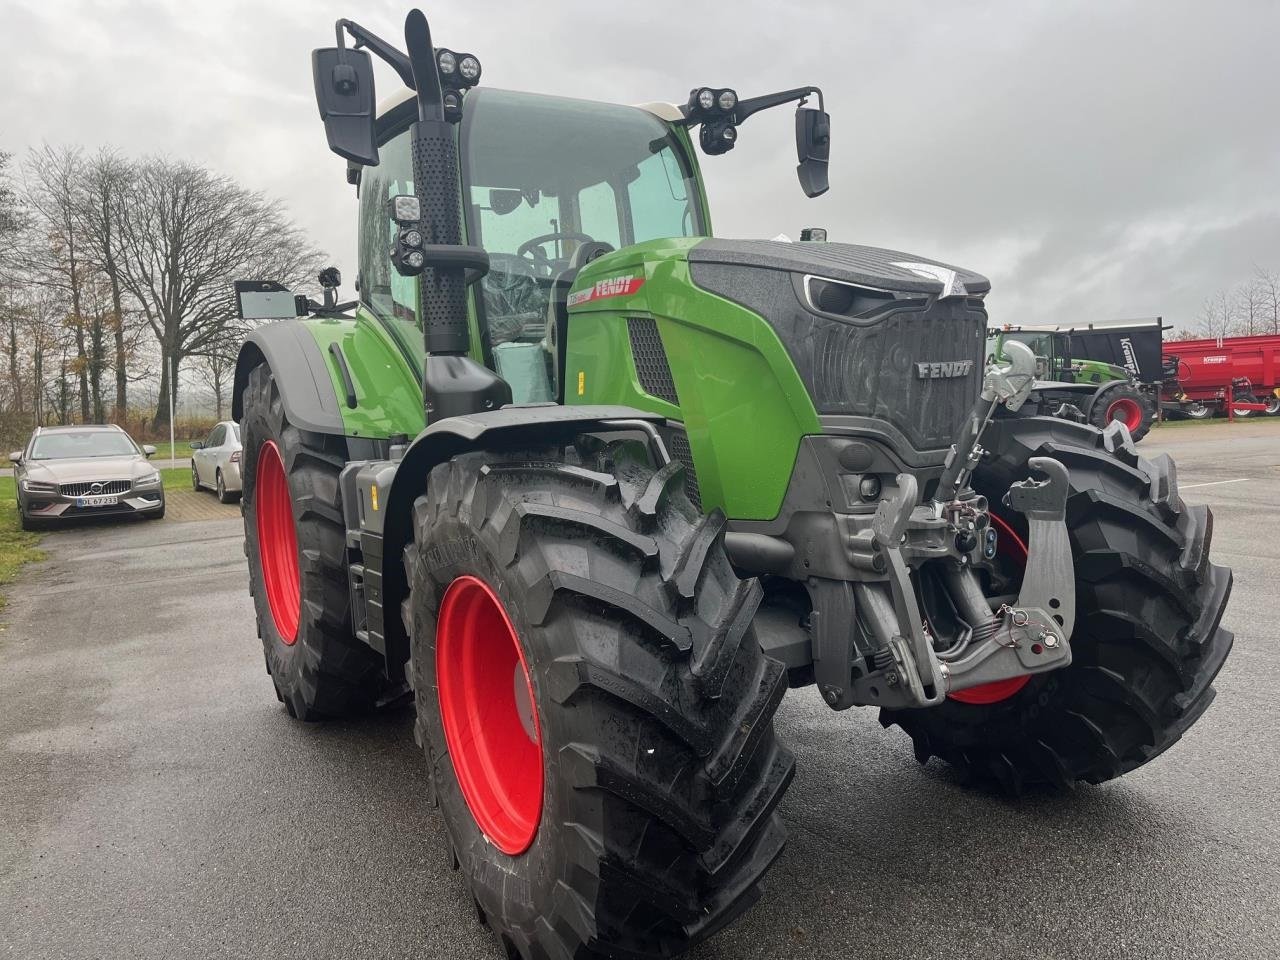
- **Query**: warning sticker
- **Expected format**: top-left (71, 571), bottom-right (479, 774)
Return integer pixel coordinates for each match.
top-left (566, 275), bottom-right (645, 308)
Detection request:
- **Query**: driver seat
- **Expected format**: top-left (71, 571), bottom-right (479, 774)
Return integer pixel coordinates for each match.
top-left (545, 241), bottom-right (614, 401)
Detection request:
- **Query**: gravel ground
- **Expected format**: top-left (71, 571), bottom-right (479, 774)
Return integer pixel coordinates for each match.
top-left (1, 420), bottom-right (1276, 960)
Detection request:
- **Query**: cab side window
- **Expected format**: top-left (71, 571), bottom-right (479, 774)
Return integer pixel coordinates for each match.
top-left (358, 127), bottom-right (419, 331)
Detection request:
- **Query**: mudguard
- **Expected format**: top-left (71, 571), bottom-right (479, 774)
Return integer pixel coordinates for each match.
top-left (377, 404), bottom-right (665, 670)
top-left (231, 320), bottom-right (346, 435)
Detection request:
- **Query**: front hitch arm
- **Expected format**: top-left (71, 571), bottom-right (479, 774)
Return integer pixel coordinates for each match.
top-left (942, 457), bottom-right (1076, 695)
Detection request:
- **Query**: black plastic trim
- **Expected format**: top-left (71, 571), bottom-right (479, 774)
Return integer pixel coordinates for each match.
top-left (328, 342), bottom-right (359, 409)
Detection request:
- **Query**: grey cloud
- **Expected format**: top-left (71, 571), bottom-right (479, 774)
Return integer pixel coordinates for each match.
top-left (7, 0), bottom-right (1277, 333)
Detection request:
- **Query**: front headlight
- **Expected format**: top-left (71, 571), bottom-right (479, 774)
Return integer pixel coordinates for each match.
top-left (135, 471), bottom-right (162, 488)
top-left (19, 479), bottom-right (57, 494)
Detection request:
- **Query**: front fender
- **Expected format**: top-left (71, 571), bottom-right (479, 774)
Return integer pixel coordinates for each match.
top-left (378, 404), bottom-right (665, 671)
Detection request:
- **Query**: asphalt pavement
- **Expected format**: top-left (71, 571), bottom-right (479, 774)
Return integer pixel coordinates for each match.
top-left (1, 420), bottom-right (1278, 960)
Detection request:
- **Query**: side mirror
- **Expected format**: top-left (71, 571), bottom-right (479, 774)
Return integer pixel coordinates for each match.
top-left (795, 107), bottom-right (831, 198)
top-left (8, 451), bottom-right (21, 464)
top-left (235, 280), bottom-right (306, 321)
top-left (189, 441), bottom-right (204, 450)
top-left (312, 46), bottom-right (379, 166)
top-left (489, 189), bottom-right (524, 216)
top-left (142, 444), bottom-right (157, 457)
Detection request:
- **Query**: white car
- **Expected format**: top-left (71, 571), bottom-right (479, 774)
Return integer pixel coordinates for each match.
top-left (190, 421), bottom-right (242, 503)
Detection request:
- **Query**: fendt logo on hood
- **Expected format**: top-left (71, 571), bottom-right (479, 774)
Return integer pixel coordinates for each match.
top-left (915, 360), bottom-right (974, 380)
top-left (566, 275), bottom-right (645, 308)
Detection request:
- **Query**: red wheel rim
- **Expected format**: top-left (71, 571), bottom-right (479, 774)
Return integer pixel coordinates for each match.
top-left (436, 575), bottom-right (543, 855)
top-left (1105, 397), bottom-right (1143, 432)
top-left (948, 512), bottom-right (1032, 705)
top-left (255, 441), bottom-right (300, 644)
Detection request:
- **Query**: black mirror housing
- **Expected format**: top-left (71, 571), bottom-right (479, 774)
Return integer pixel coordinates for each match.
top-left (489, 189), bottom-right (524, 216)
top-left (795, 107), bottom-right (831, 198)
top-left (312, 46), bottom-right (379, 166)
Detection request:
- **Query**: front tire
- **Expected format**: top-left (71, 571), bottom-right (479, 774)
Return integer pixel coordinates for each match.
top-left (883, 418), bottom-right (1233, 793)
top-left (403, 441), bottom-right (793, 958)
top-left (240, 362), bottom-right (387, 720)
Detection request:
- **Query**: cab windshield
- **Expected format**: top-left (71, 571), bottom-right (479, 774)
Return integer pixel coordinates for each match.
top-left (464, 88), bottom-right (702, 334)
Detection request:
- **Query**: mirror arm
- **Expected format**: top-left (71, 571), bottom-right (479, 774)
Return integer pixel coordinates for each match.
top-left (678, 85), bottom-right (824, 126)
top-left (336, 18), bottom-right (416, 90)
top-left (734, 85), bottom-right (823, 124)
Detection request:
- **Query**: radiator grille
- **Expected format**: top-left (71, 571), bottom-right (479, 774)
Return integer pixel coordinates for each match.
top-left (628, 317), bottom-right (680, 405)
top-left (60, 479), bottom-right (131, 497)
top-left (667, 430), bottom-right (702, 511)
top-left (811, 303), bottom-right (987, 450)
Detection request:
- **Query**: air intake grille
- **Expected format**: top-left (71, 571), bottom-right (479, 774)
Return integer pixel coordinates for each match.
top-left (628, 317), bottom-right (679, 405)
top-left (60, 479), bottom-right (131, 497)
top-left (667, 430), bottom-right (702, 511)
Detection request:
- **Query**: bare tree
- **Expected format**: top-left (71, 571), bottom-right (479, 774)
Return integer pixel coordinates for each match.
top-left (1234, 276), bottom-right (1267, 337)
top-left (22, 145), bottom-right (96, 422)
top-left (1195, 289), bottom-right (1235, 340)
top-left (1254, 265), bottom-right (1280, 335)
top-left (76, 148), bottom-right (138, 419)
top-left (0, 151), bottom-right (22, 282)
top-left (114, 158), bottom-right (323, 428)
top-left (194, 319), bottom-right (247, 421)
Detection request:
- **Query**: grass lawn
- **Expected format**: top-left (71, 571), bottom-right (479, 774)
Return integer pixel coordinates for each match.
top-left (160, 467), bottom-right (191, 489)
top-left (148, 440), bottom-right (197, 461)
top-left (0, 476), bottom-right (44, 611)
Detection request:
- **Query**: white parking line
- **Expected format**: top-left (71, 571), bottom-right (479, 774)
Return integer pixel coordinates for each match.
top-left (1180, 478), bottom-right (1252, 489)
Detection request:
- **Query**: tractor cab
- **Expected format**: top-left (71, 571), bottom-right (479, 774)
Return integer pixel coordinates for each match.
top-left (358, 88), bottom-right (708, 403)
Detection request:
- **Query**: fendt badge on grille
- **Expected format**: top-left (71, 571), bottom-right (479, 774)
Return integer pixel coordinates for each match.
top-left (916, 360), bottom-right (974, 379)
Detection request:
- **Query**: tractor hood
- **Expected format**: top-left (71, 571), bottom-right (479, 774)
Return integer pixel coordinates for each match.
top-left (568, 238), bottom-right (991, 458)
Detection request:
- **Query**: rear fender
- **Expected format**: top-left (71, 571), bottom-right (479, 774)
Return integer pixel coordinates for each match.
top-left (232, 321), bottom-right (347, 435)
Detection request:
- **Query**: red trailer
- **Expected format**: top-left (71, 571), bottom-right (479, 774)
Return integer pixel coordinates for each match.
top-left (1162, 333), bottom-right (1280, 418)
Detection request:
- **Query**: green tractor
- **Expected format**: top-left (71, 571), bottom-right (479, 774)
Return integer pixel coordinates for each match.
top-left (987, 324), bottom-right (1160, 440)
top-left (232, 11), bottom-right (1233, 958)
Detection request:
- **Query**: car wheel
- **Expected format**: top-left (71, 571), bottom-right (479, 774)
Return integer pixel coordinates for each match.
top-left (216, 470), bottom-right (234, 504)
top-left (192, 462), bottom-right (201, 491)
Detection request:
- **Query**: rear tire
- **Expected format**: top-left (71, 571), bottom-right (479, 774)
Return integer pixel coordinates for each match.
top-left (1184, 400), bottom-right (1213, 420)
top-left (1232, 393), bottom-right (1259, 417)
top-left (216, 470), bottom-right (235, 504)
top-left (1265, 396), bottom-right (1280, 416)
top-left (240, 362), bottom-right (387, 720)
top-left (403, 440), bottom-right (793, 958)
top-left (882, 418), bottom-right (1233, 793)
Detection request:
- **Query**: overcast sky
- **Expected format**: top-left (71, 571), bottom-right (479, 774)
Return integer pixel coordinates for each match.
top-left (6, 0), bottom-right (1278, 333)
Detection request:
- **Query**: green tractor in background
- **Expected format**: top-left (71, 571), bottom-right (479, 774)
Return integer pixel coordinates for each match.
top-left (987, 320), bottom-right (1165, 441)
top-left (233, 11), bottom-right (1233, 958)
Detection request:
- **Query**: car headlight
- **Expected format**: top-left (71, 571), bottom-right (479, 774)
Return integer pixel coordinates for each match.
top-left (19, 479), bottom-right (57, 494)
top-left (135, 471), bottom-right (162, 488)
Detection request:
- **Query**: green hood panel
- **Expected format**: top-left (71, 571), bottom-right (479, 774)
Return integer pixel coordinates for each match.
top-left (566, 239), bottom-right (820, 521)
top-left (301, 309), bottom-right (426, 440)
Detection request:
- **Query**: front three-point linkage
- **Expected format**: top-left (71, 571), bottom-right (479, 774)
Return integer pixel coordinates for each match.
top-left (840, 341), bottom-right (1078, 707)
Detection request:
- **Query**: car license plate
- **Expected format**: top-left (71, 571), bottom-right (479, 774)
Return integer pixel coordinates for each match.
top-left (78, 495), bottom-right (119, 508)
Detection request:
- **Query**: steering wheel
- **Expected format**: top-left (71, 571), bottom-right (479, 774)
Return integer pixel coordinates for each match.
top-left (516, 231), bottom-right (595, 274)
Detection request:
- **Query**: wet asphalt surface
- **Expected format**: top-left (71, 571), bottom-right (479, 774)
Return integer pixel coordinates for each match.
top-left (2, 420), bottom-right (1278, 960)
